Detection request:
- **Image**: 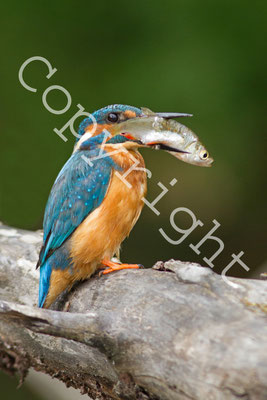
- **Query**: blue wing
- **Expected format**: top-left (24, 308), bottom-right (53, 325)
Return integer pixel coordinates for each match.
top-left (37, 146), bottom-right (119, 269)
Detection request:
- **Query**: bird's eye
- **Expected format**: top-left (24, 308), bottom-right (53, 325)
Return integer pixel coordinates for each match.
top-left (107, 112), bottom-right (119, 123)
top-left (200, 149), bottom-right (209, 160)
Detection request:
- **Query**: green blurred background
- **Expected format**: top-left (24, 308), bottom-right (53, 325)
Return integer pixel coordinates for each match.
top-left (0, 0), bottom-right (266, 398)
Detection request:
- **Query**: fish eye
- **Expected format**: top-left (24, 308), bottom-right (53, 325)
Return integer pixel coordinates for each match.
top-left (107, 112), bottom-right (119, 123)
top-left (200, 149), bottom-right (209, 160)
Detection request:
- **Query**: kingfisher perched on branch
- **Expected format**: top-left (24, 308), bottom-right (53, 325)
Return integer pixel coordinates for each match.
top-left (37, 104), bottom-right (213, 308)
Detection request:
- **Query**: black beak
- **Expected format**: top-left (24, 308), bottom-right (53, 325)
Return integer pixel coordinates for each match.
top-left (150, 143), bottom-right (189, 154)
top-left (156, 112), bottom-right (193, 119)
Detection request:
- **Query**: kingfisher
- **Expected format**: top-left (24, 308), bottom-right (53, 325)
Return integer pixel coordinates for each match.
top-left (37, 104), bottom-right (213, 308)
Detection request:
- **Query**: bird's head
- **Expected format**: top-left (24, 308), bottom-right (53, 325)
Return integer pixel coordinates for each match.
top-left (75, 104), bottom-right (213, 167)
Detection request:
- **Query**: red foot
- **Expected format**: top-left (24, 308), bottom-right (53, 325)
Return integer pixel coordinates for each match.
top-left (100, 259), bottom-right (140, 275)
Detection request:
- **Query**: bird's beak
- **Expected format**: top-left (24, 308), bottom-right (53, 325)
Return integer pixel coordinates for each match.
top-left (156, 112), bottom-right (193, 119)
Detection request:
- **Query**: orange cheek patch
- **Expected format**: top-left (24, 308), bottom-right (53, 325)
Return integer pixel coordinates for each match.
top-left (85, 123), bottom-right (115, 137)
top-left (124, 110), bottom-right (137, 119)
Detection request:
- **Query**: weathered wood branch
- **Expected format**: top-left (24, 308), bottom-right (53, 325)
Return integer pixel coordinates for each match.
top-left (0, 224), bottom-right (266, 400)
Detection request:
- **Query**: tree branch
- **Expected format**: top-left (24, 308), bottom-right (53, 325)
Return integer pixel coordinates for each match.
top-left (0, 224), bottom-right (266, 400)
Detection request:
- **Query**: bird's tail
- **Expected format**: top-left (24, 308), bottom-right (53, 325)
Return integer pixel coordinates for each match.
top-left (38, 260), bottom-right (52, 308)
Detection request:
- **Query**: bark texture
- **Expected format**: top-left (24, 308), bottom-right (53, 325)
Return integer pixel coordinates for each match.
top-left (0, 224), bottom-right (266, 400)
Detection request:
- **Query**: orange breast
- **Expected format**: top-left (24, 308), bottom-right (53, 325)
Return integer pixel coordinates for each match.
top-left (70, 147), bottom-right (147, 280)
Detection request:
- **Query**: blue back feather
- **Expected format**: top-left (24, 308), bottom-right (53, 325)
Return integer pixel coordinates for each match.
top-left (38, 133), bottom-right (121, 268)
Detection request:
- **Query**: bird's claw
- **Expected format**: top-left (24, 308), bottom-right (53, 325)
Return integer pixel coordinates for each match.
top-left (99, 259), bottom-right (142, 275)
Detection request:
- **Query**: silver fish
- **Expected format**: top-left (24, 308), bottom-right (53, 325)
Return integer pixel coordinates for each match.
top-left (117, 108), bottom-right (214, 167)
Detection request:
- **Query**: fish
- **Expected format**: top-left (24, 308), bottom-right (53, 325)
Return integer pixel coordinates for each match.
top-left (117, 107), bottom-right (214, 167)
